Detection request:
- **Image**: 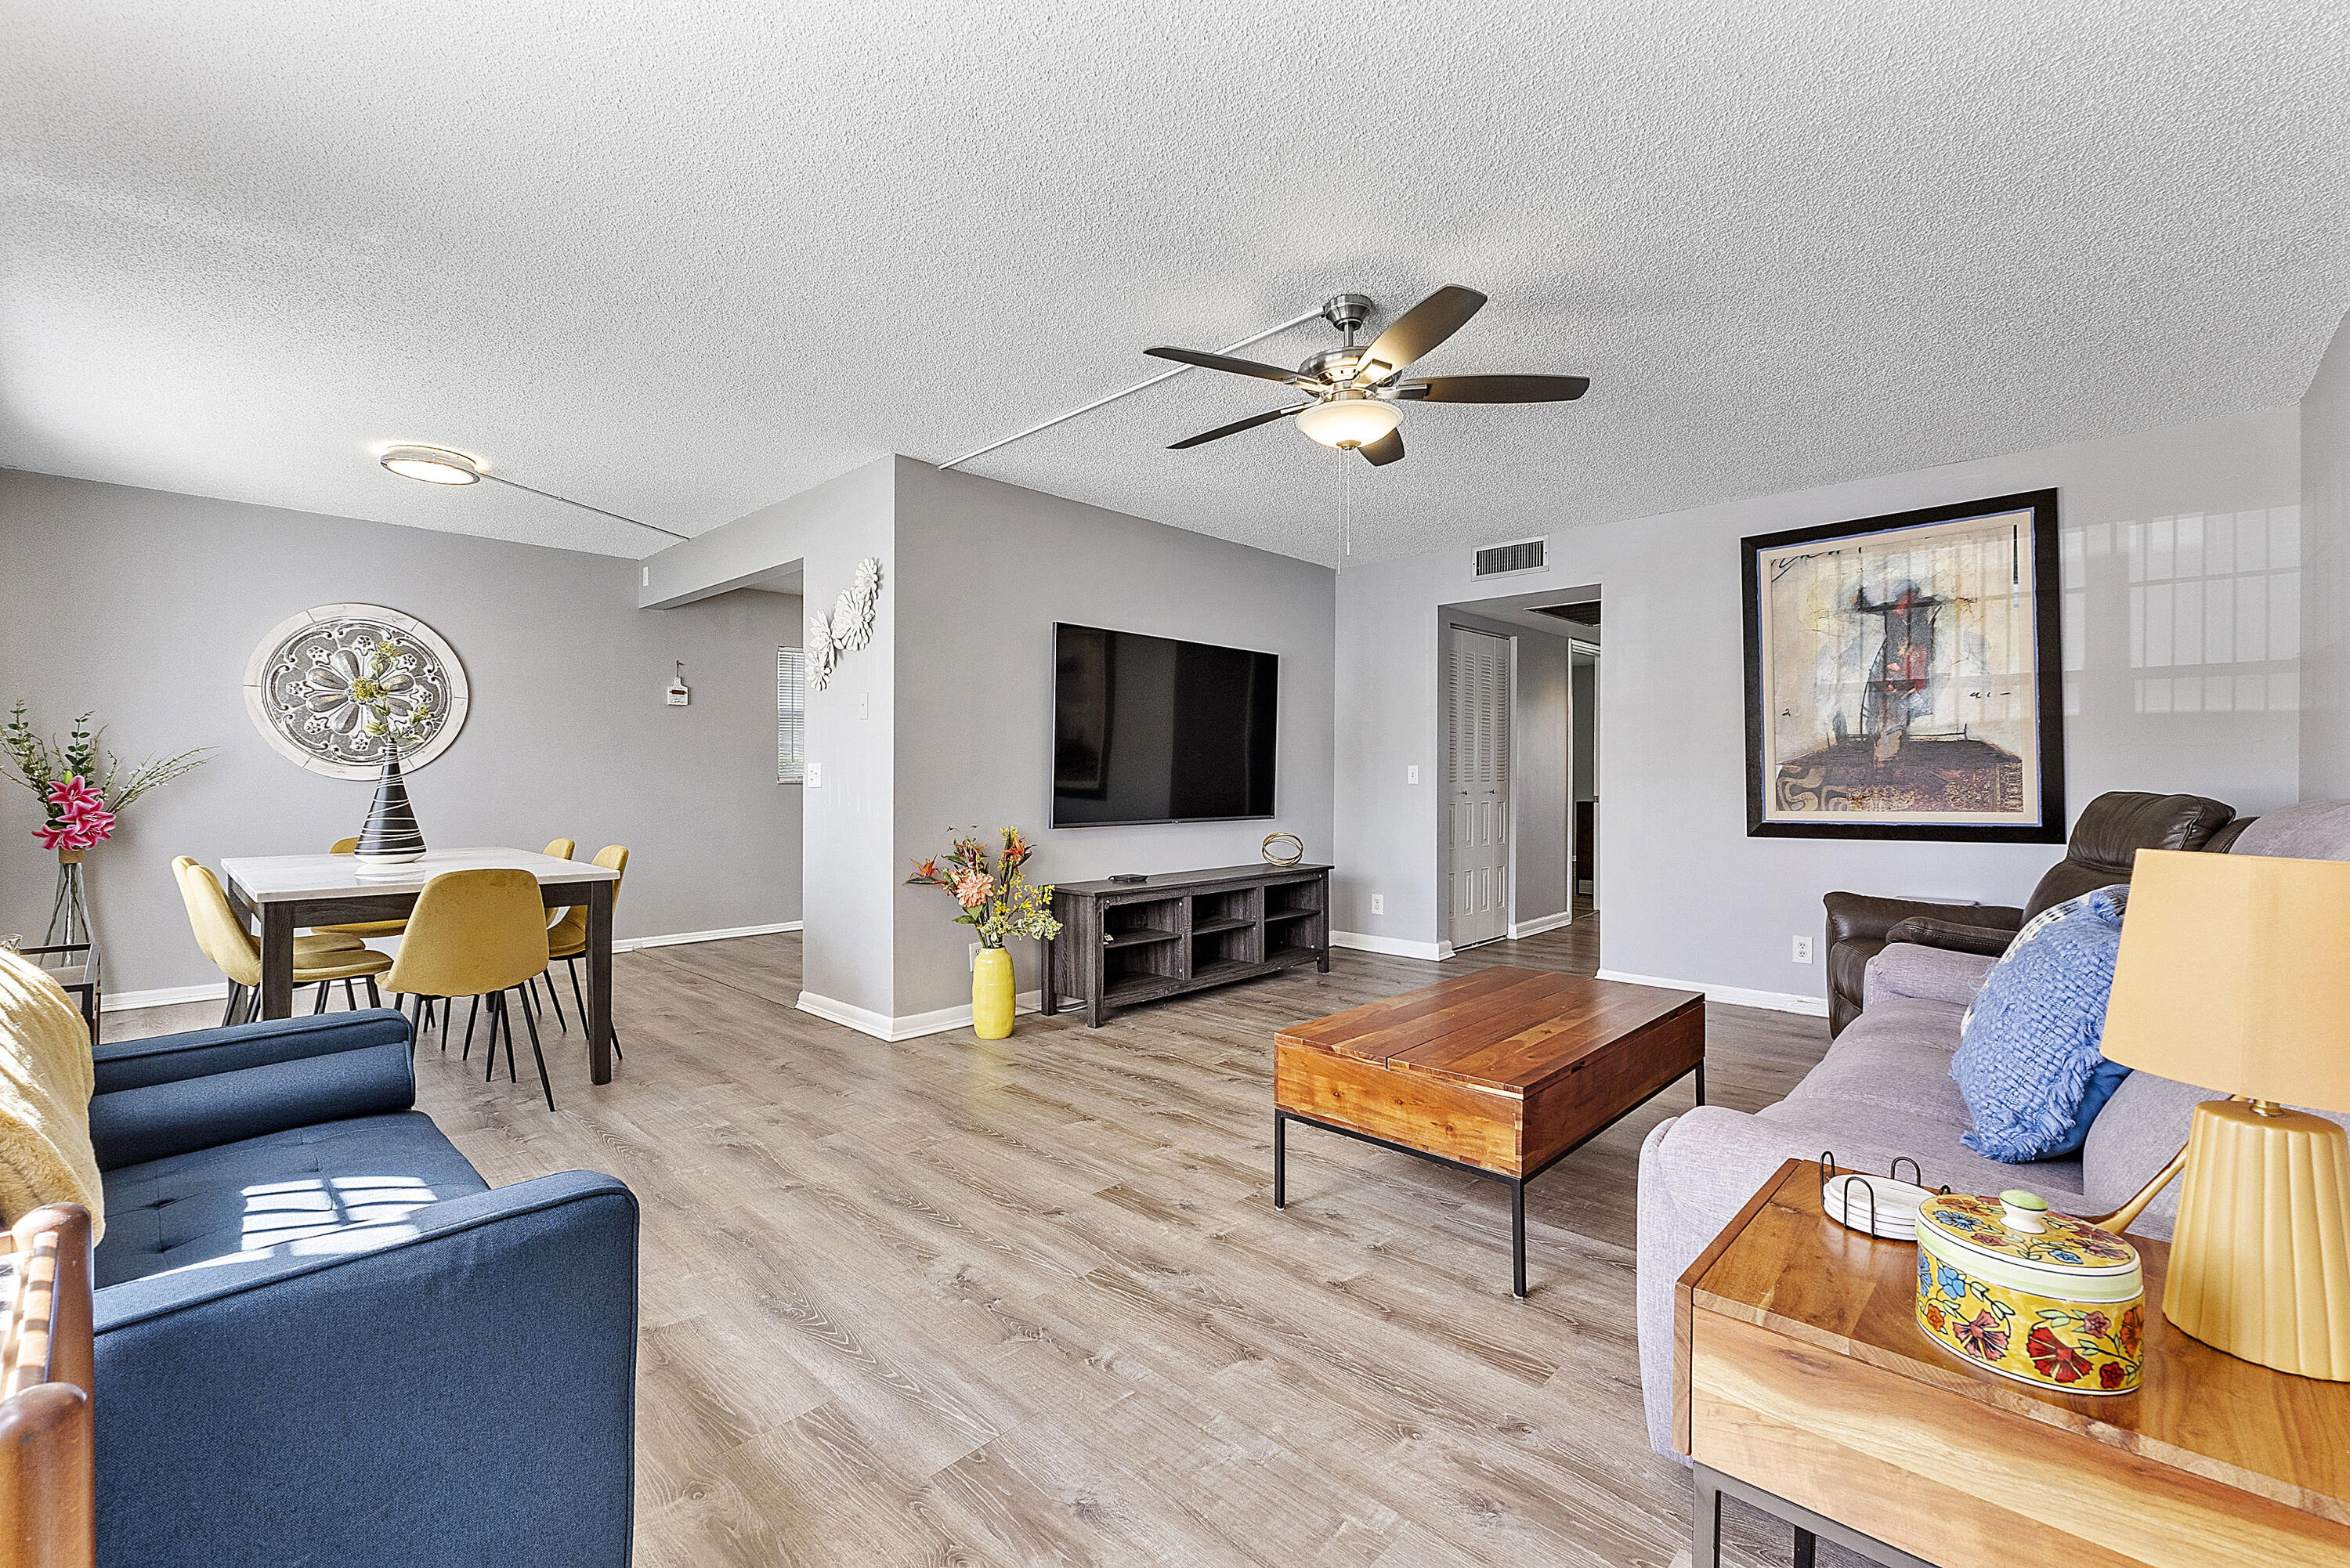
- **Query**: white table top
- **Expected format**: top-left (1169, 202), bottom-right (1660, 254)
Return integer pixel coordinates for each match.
top-left (221, 846), bottom-right (621, 901)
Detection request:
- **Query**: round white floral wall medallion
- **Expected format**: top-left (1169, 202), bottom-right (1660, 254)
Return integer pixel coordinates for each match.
top-left (242, 604), bottom-right (470, 778)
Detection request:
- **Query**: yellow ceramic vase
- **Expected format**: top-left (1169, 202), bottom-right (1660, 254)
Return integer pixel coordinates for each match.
top-left (972, 947), bottom-right (1014, 1040)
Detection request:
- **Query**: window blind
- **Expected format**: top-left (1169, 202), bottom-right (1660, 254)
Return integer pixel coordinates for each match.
top-left (778, 646), bottom-right (805, 782)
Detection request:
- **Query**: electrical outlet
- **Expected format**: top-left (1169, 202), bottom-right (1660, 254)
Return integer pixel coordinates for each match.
top-left (1407, 764), bottom-right (1419, 785)
top-left (1791, 934), bottom-right (1814, 964)
top-left (1371, 894), bottom-right (1385, 916)
top-left (807, 761), bottom-right (822, 788)
top-left (859, 692), bottom-right (870, 720)
top-left (642, 566), bottom-right (650, 587)
top-left (969, 941), bottom-right (982, 971)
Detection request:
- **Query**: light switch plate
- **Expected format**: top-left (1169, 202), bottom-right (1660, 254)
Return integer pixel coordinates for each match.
top-left (1371, 894), bottom-right (1385, 915)
top-left (1407, 764), bottom-right (1419, 785)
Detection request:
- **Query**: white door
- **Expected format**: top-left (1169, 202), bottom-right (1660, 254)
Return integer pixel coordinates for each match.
top-left (1448, 627), bottom-right (1511, 949)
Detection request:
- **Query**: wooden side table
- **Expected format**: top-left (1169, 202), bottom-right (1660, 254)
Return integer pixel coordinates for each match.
top-left (1676, 1158), bottom-right (2350, 1567)
top-left (18, 944), bottom-right (99, 1044)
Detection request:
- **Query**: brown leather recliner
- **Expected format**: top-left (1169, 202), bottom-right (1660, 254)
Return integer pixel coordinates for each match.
top-left (1822, 791), bottom-right (2243, 1036)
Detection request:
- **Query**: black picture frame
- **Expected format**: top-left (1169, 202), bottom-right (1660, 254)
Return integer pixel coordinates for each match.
top-left (1741, 489), bottom-right (2065, 842)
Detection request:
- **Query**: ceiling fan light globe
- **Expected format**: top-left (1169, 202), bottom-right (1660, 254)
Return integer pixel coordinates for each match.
top-left (380, 446), bottom-right (482, 485)
top-left (1296, 398), bottom-right (1401, 451)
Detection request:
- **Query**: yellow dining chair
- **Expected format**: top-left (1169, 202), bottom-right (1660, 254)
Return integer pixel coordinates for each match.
top-left (547, 845), bottom-right (627, 1060)
top-left (529, 839), bottom-right (578, 1028)
top-left (172, 858), bottom-right (392, 1025)
top-left (311, 837), bottom-right (409, 941)
top-left (386, 869), bottom-right (561, 1110)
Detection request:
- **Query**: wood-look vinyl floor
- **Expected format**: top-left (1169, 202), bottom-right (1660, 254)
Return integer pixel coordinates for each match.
top-left (113, 913), bottom-right (1852, 1568)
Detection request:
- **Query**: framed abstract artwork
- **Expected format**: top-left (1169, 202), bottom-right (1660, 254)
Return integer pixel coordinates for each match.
top-left (1742, 490), bottom-right (2064, 841)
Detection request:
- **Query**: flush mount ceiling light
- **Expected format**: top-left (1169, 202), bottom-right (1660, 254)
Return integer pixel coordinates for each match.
top-left (380, 445), bottom-right (481, 484)
top-left (374, 443), bottom-right (688, 540)
top-left (1295, 396), bottom-right (1402, 451)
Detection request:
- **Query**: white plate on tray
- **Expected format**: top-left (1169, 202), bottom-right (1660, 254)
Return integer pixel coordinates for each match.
top-left (1824, 1172), bottom-right (1931, 1239)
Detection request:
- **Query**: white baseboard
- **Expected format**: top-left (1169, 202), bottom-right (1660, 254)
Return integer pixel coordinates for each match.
top-left (98, 922), bottom-right (804, 1013)
top-left (1330, 930), bottom-right (1456, 962)
top-left (796, 988), bottom-right (1044, 1042)
top-left (1594, 967), bottom-right (1829, 1018)
top-left (615, 919), bottom-right (801, 952)
top-left (1508, 909), bottom-right (1576, 940)
top-left (101, 981), bottom-right (231, 1014)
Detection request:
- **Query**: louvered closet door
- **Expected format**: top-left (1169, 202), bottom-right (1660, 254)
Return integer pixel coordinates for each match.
top-left (1447, 627), bottom-right (1511, 949)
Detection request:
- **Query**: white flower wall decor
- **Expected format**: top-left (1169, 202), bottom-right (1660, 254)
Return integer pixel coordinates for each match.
top-left (806, 556), bottom-right (883, 691)
top-left (241, 604), bottom-right (470, 777)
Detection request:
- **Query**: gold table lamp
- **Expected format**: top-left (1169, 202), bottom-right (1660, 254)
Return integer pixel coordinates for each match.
top-left (2099, 849), bottom-right (2350, 1381)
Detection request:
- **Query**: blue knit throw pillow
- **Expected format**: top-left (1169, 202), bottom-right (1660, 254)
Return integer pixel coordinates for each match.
top-left (1950, 885), bottom-right (2134, 1162)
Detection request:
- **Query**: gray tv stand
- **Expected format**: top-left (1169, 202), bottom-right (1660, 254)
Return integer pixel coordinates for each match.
top-left (1044, 864), bottom-right (1332, 1026)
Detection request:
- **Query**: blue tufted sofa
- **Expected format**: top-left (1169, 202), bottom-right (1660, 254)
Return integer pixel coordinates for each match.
top-left (87, 1007), bottom-right (638, 1567)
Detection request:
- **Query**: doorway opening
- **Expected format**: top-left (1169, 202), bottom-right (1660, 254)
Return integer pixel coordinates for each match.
top-left (1437, 587), bottom-right (1598, 952)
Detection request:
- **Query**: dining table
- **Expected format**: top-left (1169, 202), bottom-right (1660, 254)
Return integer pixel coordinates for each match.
top-left (219, 845), bottom-right (624, 1084)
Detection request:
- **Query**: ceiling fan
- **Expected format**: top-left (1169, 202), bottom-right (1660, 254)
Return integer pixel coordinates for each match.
top-left (1145, 286), bottom-right (1589, 467)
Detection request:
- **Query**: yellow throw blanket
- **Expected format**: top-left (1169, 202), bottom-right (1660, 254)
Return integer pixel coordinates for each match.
top-left (0, 948), bottom-right (103, 1241)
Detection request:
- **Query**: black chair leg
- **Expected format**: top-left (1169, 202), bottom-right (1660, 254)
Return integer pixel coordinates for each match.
top-left (366, 976), bottom-right (382, 1009)
top-left (222, 983), bottom-right (244, 1028)
top-left (518, 983), bottom-right (556, 1111)
top-left (461, 995), bottom-right (479, 1059)
top-left (504, 991), bottom-right (519, 1082)
top-left (542, 970), bottom-right (567, 1032)
top-left (343, 977), bottom-right (358, 1010)
top-left (566, 958), bottom-right (587, 1033)
top-left (313, 983), bottom-right (330, 1015)
top-left (485, 994), bottom-right (503, 1082)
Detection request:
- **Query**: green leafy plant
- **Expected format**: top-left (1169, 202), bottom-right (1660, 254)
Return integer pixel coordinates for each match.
top-left (351, 640), bottom-right (433, 738)
top-left (4, 700), bottom-right (210, 828)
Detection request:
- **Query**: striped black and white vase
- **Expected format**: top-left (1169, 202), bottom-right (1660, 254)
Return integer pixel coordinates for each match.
top-left (354, 736), bottom-right (428, 865)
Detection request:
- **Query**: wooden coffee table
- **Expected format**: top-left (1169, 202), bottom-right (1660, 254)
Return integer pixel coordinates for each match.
top-left (1274, 966), bottom-right (1705, 1296)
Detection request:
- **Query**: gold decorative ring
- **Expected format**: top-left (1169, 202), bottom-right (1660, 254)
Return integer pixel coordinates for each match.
top-left (1260, 833), bottom-right (1303, 868)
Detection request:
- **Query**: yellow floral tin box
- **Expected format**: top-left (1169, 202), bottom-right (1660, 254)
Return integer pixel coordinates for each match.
top-left (1914, 1190), bottom-right (2144, 1395)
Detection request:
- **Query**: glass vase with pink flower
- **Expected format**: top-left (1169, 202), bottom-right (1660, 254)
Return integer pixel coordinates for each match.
top-left (5, 702), bottom-right (210, 989)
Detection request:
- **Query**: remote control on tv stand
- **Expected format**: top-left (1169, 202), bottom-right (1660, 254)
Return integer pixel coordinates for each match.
top-left (1107, 873), bottom-right (1149, 883)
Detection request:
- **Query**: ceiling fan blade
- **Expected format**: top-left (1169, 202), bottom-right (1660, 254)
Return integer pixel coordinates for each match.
top-left (1144, 345), bottom-right (1311, 385)
top-left (1352, 285), bottom-right (1488, 383)
top-left (1167, 404), bottom-right (1307, 450)
top-left (1402, 374), bottom-right (1591, 403)
top-left (1358, 428), bottom-right (1405, 466)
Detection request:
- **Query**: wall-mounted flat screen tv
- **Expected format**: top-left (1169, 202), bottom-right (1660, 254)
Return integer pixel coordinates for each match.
top-left (1052, 623), bottom-right (1278, 827)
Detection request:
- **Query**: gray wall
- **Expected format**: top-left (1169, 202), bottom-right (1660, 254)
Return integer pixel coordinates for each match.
top-left (1334, 405), bottom-right (2303, 1001)
top-left (0, 469), bottom-right (802, 995)
top-left (641, 456), bottom-right (899, 1019)
top-left (892, 461), bottom-right (1336, 1018)
top-left (2305, 309), bottom-right (2350, 798)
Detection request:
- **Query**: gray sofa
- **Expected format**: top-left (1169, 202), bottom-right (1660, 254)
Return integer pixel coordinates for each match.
top-left (1634, 798), bottom-right (2350, 1459)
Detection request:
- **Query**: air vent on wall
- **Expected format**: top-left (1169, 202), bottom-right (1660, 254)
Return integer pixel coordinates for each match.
top-left (1473, 537), bottom-right (1547, 578)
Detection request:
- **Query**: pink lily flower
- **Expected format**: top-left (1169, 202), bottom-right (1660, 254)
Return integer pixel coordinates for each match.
top-left (46, 775), bottom-right (103, 815)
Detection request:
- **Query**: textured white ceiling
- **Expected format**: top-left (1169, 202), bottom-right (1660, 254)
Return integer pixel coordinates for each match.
top-left (5, 2), bottom-right (2347, 564)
